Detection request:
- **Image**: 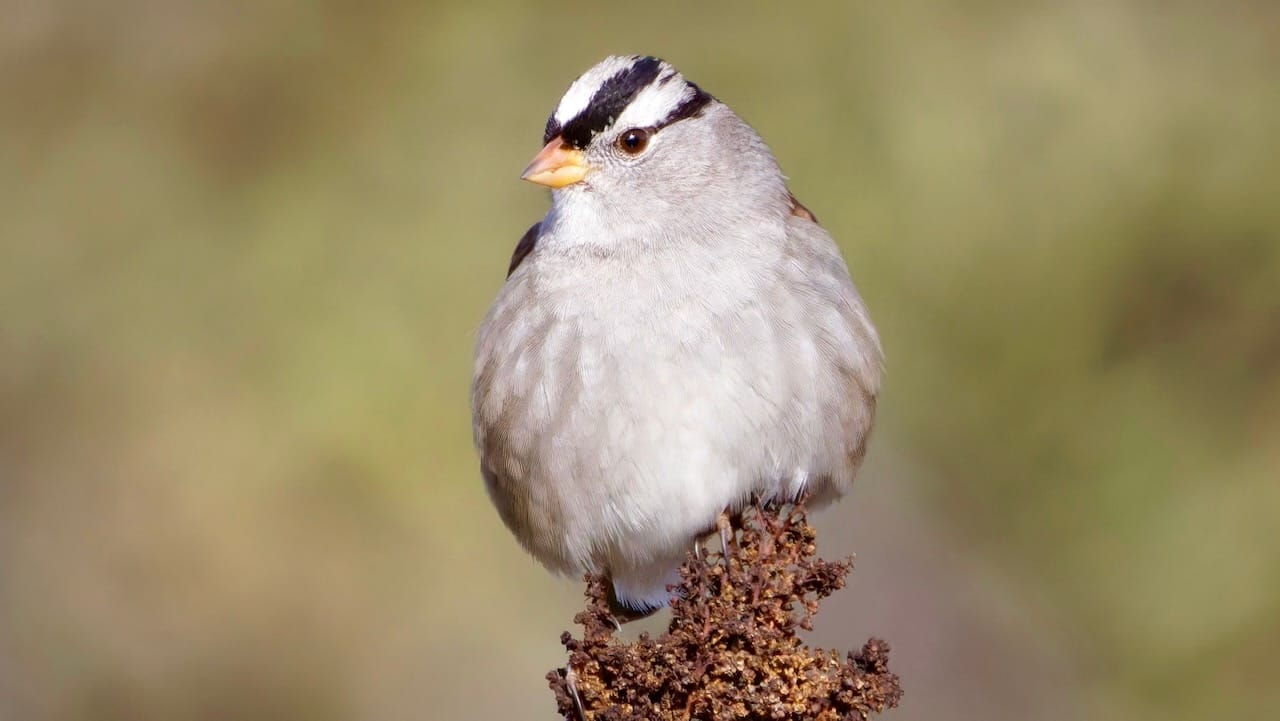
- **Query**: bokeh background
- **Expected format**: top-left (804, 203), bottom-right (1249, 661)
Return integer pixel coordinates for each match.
top-left (3, 1), bottom-right (1278, 719)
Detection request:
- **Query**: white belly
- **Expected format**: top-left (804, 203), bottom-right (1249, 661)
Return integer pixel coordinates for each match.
top-left (472, 224), bottom-right (878, 609)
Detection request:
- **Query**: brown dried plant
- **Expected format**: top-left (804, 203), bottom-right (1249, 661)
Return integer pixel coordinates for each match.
top-left (547, 501), bottom-right (902, 720)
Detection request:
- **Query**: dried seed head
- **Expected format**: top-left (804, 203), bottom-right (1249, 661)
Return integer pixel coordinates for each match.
top-left (547, 502), bottom-right (902, 720)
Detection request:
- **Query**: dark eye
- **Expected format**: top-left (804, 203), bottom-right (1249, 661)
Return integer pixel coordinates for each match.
top-left (617, 128), bottom-right (650, 155)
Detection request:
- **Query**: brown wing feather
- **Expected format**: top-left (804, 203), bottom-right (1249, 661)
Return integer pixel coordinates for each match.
top-left (508, 222), bottom-right (542, 278)
top-left (788, 192), bottom-right (819, 224)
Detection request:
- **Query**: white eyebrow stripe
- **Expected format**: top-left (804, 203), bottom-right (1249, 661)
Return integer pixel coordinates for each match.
top-left (554, 55), bottom-right (641, 126)
top-left (613, 77), bottom-right (696, 130)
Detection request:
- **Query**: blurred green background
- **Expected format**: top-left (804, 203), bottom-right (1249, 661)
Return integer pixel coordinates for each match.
top-left (3, 1), bottom-right (1278, 719)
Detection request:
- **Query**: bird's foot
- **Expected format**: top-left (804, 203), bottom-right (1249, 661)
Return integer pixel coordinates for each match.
top-left (565, 664), bottom-right (586, 721)
top-left (602, 577), bottom-right (662, 625)
top-left (717, 510), bottom-right (733, 559)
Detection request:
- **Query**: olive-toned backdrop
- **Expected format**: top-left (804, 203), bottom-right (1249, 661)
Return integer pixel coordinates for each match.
top-left (3, 2), bottom-right (1277, 719)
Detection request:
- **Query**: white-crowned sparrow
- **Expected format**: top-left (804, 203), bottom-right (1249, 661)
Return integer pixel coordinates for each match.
top-left (472, 55), bottom-right (882, 616)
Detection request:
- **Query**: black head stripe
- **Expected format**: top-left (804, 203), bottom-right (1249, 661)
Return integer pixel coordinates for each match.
top-left (554, 56), bottom-right (664, 148)
top-left (541, 57), bottom-right (716, 148)
top-left (659, 81), bottom-right (712, 128)
top-left (543, 115), bottom-right (561, 146)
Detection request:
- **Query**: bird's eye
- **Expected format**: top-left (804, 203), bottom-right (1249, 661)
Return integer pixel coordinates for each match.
top-left (617, 128), bottom-right (650, 155)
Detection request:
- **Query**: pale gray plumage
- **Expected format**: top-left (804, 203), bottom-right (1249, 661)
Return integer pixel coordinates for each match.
top-left (472, 56), bottom-right (882, 613)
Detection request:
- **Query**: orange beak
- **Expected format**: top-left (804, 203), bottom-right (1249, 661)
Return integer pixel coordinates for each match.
top-left (520, 137), bottom-right (589, 188)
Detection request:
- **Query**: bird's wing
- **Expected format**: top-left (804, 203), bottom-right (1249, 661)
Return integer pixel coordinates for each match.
top-left (508, 222), bottom-right (542, 278)
top-left (782, 206), bottom-right (883, 485)
top-left (788, 191), bottom-right (819, 224)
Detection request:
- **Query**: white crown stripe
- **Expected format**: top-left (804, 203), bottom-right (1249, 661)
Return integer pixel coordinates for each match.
top-left (614, 78), bottom-right (695, 131)
top-left (553, 56), bottom-right (642, 126)
top-left (552, 56), bottom-right (696, 133)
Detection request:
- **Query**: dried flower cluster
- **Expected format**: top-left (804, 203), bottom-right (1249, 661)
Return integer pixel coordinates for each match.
top-left (548, 502), bottom-right (902, 720)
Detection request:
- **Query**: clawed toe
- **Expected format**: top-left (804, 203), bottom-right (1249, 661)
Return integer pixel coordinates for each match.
top-left (717, 510), bottom-right (733, 558)
top-left (565, 664), bottom-right (586, 720)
